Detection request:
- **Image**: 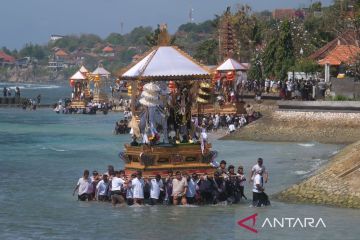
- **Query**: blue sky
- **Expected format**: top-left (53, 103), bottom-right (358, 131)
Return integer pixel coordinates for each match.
top-left (0, 0), bottom-right (333, 49)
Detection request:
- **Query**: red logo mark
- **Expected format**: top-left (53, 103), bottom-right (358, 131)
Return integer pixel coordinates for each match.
top-left (237, 213), bottom-right (258, 233)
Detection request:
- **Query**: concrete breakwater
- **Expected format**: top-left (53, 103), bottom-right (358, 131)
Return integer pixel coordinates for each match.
top-left (275, 140), bottom-right (360, 208)
top-left (223, 110), bottom-right (360, 144)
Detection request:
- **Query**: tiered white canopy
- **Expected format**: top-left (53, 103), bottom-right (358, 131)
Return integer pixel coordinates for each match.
top-left (92, 66), bottom-right (110, 76)
top-left (122, 46), bottom-right (210, 80)
top-left (70, 71), bottom-right (86, 80)
top-left (79, 65), bottom-right (89, 74)
top-left (216, 58), bottom-right (248, 71)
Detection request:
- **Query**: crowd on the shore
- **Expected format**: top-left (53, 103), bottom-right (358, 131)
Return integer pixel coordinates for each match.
top-left (243, 78), bottom-right (329, 101)
top-left (3, 86), bottom-right (21, 98)
top-left (53, 99), bottom-right (113, 114)
top-left (73, 158), bottom-right (270, 207)
top-left (197, 104), bottom-right (261, 134)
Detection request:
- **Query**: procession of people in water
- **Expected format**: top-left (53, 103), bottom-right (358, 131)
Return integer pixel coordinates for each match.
top-left (73, 158), bottom-right (270, 207)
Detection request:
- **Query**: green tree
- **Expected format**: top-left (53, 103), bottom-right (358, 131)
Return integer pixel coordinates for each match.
top-left (194, 39), bottom-right (218, 65)
top-left (105, 33), bottom-right (125, 45)
top-left (19, 43), bottom-right (48, 60)
top-left (125, 26), bottom-right (153, 46)
top-left (1, 47), bottom-right (12, 55)
top-left (274, 20), bottom-right (295, 80)
top-left (248, 52), bottom-right (263, 81)
top-left (262, 38), bottom-right (277, 78)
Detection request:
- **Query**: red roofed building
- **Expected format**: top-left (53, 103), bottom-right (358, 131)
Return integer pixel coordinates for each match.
top-left (0, 51), bottom-right (15, 67)
top-left (55, 49), bottom-right (69, 58)
top-left (309, 30), bottom-right (358, 61)
top-left (318, 44), bottom-right (360, 82)
top-left (102, 45), bottom-right (115, 57)
top-left (318, 45), bottom-right (360, 66)
top-left (272, 9), bottom-right (296, 20)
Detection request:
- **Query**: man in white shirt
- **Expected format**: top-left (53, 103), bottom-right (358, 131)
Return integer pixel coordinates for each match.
top-left (96, 174), bottom-right (109, 201)
top-left (250, 158), bottom-right (268, 183)
top-left (228, 123), bottom-right (236, 133)
top-left (111, 171), bottom-right (125, 206)
top-left (132, 171), bottom-right (145, 205)
top-left (172, 171), bottom-right (188, 205)
top-left (252, 170), bottom-right (270, 207)
top-left (73, 169), bottom-right (92, 201)
top-left (149, 174), bottom-right (164, 205)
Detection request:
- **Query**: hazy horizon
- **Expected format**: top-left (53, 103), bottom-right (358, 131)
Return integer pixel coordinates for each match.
top-left (1, 0), bottom-right (333, 49)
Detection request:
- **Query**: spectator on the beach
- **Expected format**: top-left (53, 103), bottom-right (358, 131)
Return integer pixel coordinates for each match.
top-left (73, 169), bottom-right (92, 201)
top-left (3, 87), bottom-right (7, 97)
top-left (228, 122), bottom-right (236, 133)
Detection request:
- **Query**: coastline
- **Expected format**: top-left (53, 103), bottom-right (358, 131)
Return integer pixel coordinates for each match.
top-left (219, 102), bottom-right (360, 208)
top-left (274, 140), bottom-right (360, 208)
top-left (222, 108), bottom-right (360, 144)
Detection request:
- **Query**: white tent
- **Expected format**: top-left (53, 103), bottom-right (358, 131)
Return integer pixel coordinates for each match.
top-left (122, 46), bottom-right (209, 80)
top-left (79, 65), bottom-right (89, 74)
top-left (92, 66), bottom-right (110, 76)
top-left (216, 58), bottom-right (248, 71)
top-left (70, 71), bottom-right (86, 80)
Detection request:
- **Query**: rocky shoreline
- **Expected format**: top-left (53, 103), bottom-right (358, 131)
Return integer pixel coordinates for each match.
top-left (221, 105), bottom-right (360, 208)
top-left (222, 110), bottom-right (360, 144)
top-left (0, 66), bottom-right (66, 83)
top-left (274, 140), bottom-right (360, 208)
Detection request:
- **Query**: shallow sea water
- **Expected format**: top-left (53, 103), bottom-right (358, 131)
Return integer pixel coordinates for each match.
top-left (0, 85), bottom-right (360, 240)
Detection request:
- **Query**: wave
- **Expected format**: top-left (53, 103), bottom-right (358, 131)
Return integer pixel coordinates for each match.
top-left (294, 170), bottom-right (311, 175)
top-left (0, 83), bottom-right (62, 90)
top-left (297, 143), bottom-right (316, 147)
top-left (38, 145), bottom-right (68, 152)
top-left (49, 147), bottom-right (68, 152)
top-left (331, 150), bottom-right (340, 156)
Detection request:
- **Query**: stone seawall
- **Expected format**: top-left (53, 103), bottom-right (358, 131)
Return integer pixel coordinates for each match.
top-left (223, 110), bottom-right (360, 144)
top-left (275, 140), bottom-right (360, 208)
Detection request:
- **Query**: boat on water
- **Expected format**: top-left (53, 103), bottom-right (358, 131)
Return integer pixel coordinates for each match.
top-left (118, 25), bottom-right (218, 178)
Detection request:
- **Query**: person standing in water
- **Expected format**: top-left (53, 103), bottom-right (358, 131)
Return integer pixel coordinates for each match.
top-left (250, 158), bottom-right (268, 183)
top-left (252, 169), bottom-right (270, 207)
top-left (73, 170), bottom-right (92, 201)
top-left (132, 170), bottom-right (145, 205)
top-left (37, 94), bottom-right (41, 105)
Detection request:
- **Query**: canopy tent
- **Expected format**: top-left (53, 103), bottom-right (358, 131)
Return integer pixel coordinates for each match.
top-left (121, 46), bottom-right (210, 81)
top-left (216, 58), bottom-right (248, 71)
top-left (70, 71), bottom-right (86, 80)
top-left (79, 65), bottom-right (89, 74)
top-left (92, 66), bottom-right (111, 77)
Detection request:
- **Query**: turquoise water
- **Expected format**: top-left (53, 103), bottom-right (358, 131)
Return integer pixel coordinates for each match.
top-left (0, 86), bottom-right (360, 239)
